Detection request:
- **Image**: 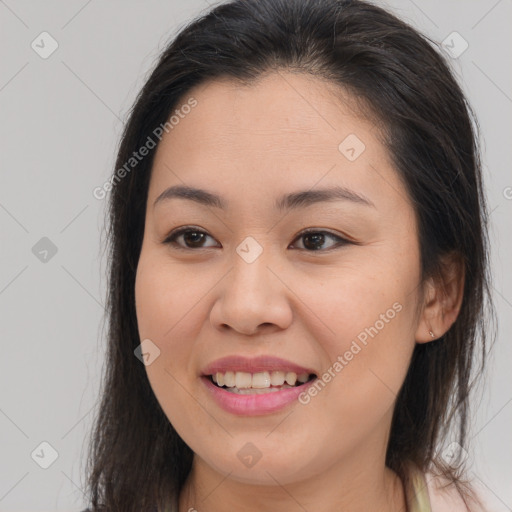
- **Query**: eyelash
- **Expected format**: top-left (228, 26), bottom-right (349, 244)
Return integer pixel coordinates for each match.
top-left (162, 226), bottom-right (352, 252)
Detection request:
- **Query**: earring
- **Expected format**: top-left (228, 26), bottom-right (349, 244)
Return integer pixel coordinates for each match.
top-left (428, 329), bottom-right (435, 339)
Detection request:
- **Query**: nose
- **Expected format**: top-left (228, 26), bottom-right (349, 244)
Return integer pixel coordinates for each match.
top-left (209, 245), bottom-right (293, 336)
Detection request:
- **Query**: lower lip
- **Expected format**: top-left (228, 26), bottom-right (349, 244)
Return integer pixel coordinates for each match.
top-left (201, 376), bottom-right (316, 416)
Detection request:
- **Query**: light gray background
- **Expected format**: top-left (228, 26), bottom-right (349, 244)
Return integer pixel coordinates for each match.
top-left (0, 1), bottom-right (510, 511)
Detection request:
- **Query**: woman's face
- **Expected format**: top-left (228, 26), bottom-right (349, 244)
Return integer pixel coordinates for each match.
top-left (135, 72), bottom-right (423, 486)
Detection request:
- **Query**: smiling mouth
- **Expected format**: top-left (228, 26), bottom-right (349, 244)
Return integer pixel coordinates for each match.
top-left (207, 370), bottom-right (317, 394)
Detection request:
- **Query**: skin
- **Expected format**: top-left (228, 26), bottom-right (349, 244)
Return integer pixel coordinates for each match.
top-left (134, 71), bottom-right (463, 512)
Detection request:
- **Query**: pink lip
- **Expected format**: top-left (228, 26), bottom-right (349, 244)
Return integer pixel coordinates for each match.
top-left (201, 375), bottom-right (317, 416)
top-left (201, 355), bottom-right (316, 376)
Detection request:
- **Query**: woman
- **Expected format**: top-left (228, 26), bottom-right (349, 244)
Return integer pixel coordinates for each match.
top-left (83, 0), bottom-right (495, 510)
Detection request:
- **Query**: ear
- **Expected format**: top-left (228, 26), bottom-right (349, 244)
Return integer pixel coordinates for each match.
top-left (415, 251), bottom-right (465, 343)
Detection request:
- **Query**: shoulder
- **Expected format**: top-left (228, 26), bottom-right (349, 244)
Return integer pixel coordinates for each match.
top-left (79, 508), bottom-right (157, 512)
top-left (424, 471), bottom-right (473, 512)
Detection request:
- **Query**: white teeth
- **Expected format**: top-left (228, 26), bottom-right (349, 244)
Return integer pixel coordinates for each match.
top-left (235, 371), bottom-right (252, 389)
top-left (224, 371), bottom-right (236, 387)
top-left (211, 370), bottom-right (312, 389)
top-left (252, 372), bottom-right (271, 388)
top-left (285, 372), bottom-right (297, 386)
top-left (226, 384), bottom-right (295, 394)
top-left (270, 371), bottom-right (285, 386)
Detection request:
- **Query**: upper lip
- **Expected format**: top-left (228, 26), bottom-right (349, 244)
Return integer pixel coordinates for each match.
top-left (201, 355), bottom-right (317, 376)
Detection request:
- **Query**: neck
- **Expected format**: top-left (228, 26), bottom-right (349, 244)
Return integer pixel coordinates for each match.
top-left (178, 453), bottom-right (406, 512)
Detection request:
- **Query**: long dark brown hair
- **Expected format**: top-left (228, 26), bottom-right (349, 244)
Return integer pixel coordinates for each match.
top-left (83, 0), bottom-right (495, 510)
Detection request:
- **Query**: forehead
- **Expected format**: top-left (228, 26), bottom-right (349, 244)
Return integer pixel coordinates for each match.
top-left (160, 72), bottom-right (379, 153)
top-left (148, 71), bottom-right (408, 216)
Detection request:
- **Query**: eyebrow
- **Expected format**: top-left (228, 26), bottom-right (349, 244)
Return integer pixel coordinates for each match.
top-left (153, 184), bottom-right (375, 211)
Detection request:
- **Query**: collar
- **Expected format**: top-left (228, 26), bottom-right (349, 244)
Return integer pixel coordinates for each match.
top-left (403, 460), bottom-right (432, 512)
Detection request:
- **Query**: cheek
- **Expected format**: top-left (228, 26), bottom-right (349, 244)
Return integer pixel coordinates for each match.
top-left (298, 261), bottom-right (418, 429)
top-left (299, 258), bottom-right (417, 358)
top-left (134, 249), bottom-right (217, 430)
top-left (135, 249), bottom-right (213, 346)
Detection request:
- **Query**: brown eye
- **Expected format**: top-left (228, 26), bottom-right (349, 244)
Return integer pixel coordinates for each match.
top-left (290, 230), bottom-right (350, 251)
top-left (163, 227), bottom-right (351, 252)
top-left (163, 227), bottom-right (218, 250)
